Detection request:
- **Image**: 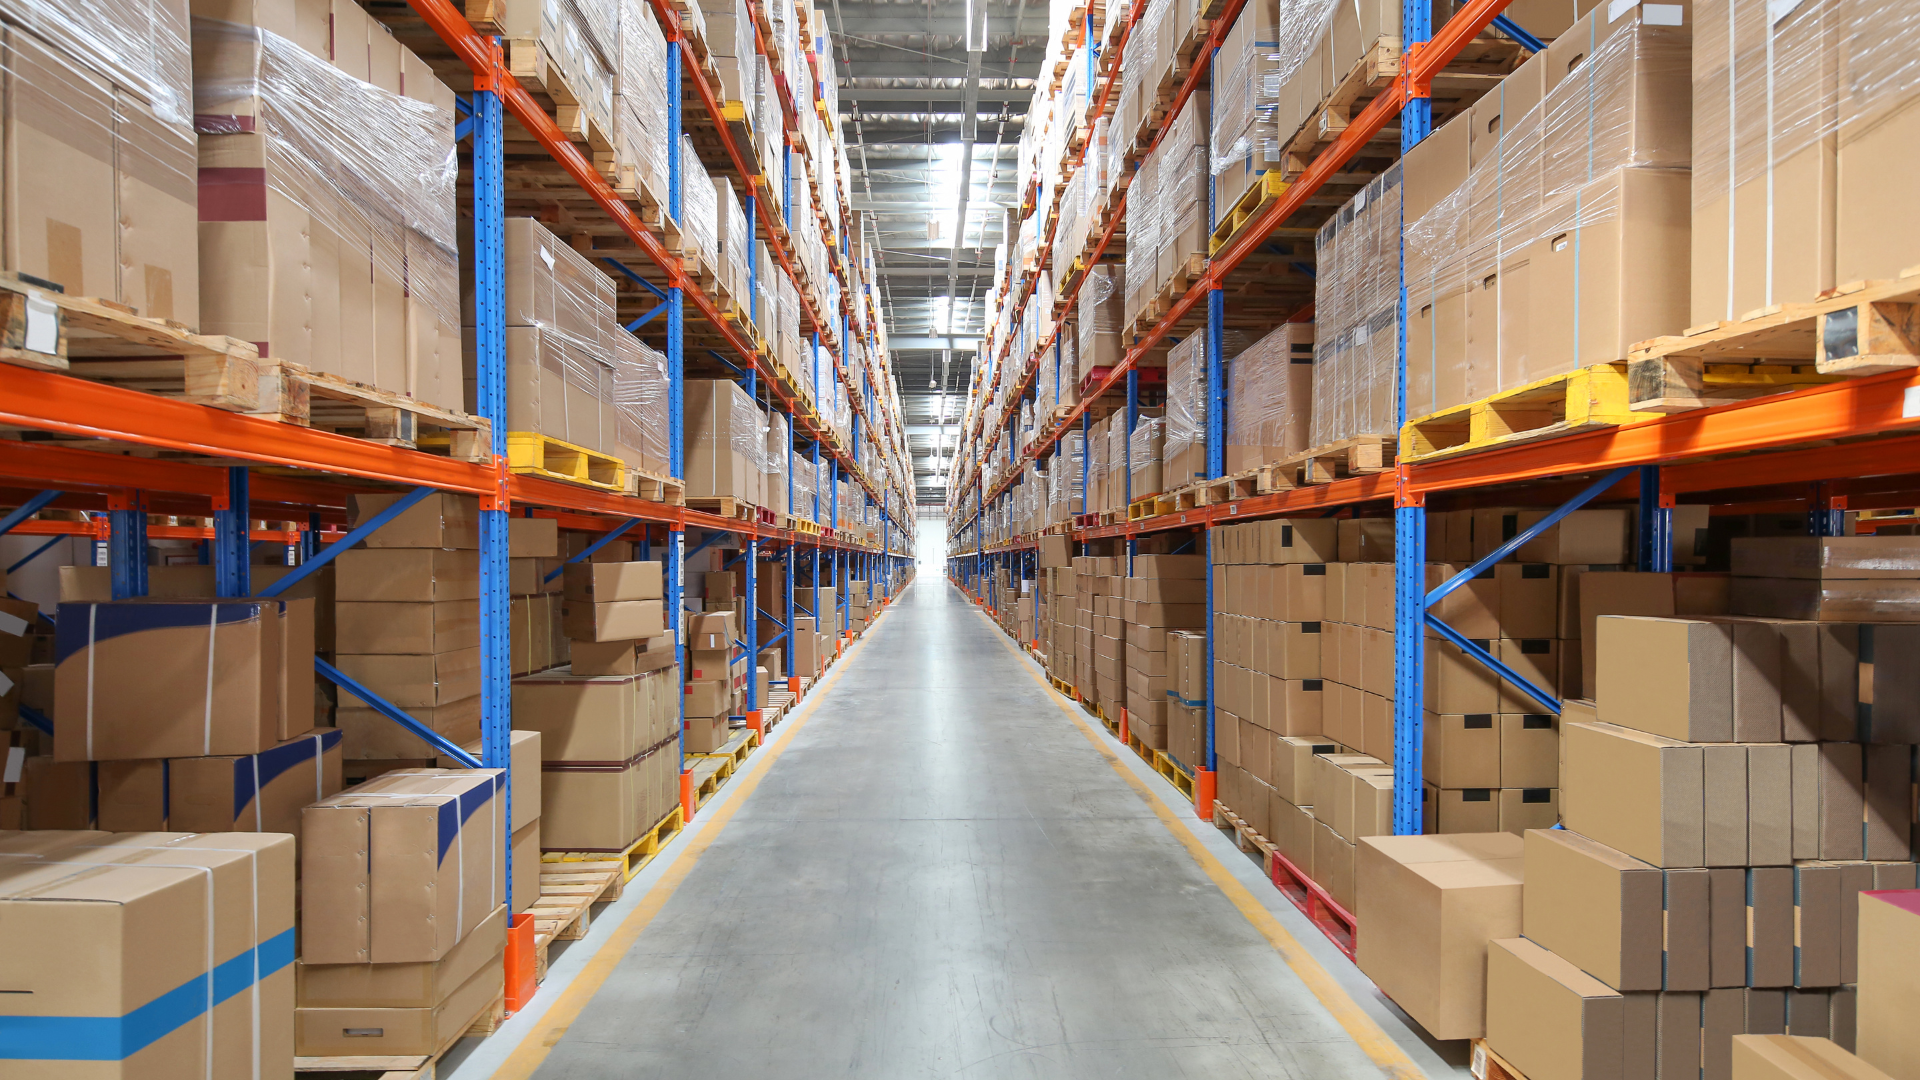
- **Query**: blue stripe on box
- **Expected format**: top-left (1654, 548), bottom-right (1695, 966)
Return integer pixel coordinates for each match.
top-left (0, 928), bottom-right (293, 1060)
top-left (54, 601), bottom-right (263, 664)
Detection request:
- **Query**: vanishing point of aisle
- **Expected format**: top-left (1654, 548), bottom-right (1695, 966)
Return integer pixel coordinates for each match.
top-left (519, 581), bottom-right (1446, 1079)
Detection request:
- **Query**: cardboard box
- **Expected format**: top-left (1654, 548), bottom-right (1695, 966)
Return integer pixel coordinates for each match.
top-left (1275, 736), bottom-right (1346, 806)
top-left (301, 769), bottom-right (507, 964)
top-left (0, 831), bottom-right (296, 1078)
top-left (1732, 1035), bottom-right (1895, 1080)
top-left (336, 600), bottom-right (481, 655)
top-left (1596, 616), bottom-right (1734, 742)
top-left (1856, 890), bottom-right (1920, 1079)
top-left (296, 901), bottom-right (506, 1010)
top-left (335, 548), bottom-right (480, 602)
top-left (563, 561), bottom-right (664, 602)
top-left (1486, 936), bottom-right (1654, 1080)
top-left (508, 517), bottom-right (559, 557)
top-left (347, 492), bottom-right (478, 549)
top-left (1562, 721), bottom-right (1703, 868)
top-left (1425, 712), bottom-right (1501, 789)
top-left (1427, 785), bottom-right (1502, 834)
top-left (170, 729), bottom-right (346, 836)
top-left (541, 746), bottom-right (671, 851)
top-left (1732, 578), bottom-right (1920, 623)
top-left (685, 714), bottom-right (728, 753)
top-left (1502, 713), bottom-right (1559, 788)
top-left (1355, 832), bottom-right (1525, 1040)
top-left (561, 598), bottom-right (666, 641)
top-left (1731, 537), bottom-right (1920, 580)
top-left (1522, 828), bottom-right (1668, 991)
top-left (1315, 821), bottom-right (1356, 911)
top-left (437, 729), bottom-right (543, 833)
top-left (54, 599), bottom-right (294, 761)
top-left (1473, 508), bottom-right (1630, 565)
top-left (295, 947), bottom-right (503, 1057)
top-left (684, 678), bottom-right (730, 719)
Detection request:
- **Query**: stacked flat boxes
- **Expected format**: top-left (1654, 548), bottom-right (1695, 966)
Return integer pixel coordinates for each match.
top-left (1073, 556), bottom-right (1125, 711)
top-left (1122, 555), bottom-right (1206, 750)
top-left (507, 517), bottom-right (567, 676)
top-left (1041, 535), bottom-right (1077, 683)
top-left (334, 493), bottom-right (483, 765)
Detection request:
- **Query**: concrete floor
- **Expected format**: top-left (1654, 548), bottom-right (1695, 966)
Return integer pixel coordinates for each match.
top-left (494, 580), bottom-right (1463, 1079)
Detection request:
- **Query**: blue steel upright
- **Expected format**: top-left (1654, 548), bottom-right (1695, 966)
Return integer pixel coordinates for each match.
top-left (1391, 0), bottom-right (1434, 836)
top-left (667, 37), bottom-right (689, 806)
top-left (1205, 288), bottom-right (1225, 480)
top-left (214, 466), bottom-right (250, 598)
top-left (108, 493), bottom-right (148, 600)
top-left (471, 85), bottom-right (516, 903)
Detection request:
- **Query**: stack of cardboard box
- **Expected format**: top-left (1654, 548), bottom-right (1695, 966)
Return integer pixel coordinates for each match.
top-left (515, 660), bottom-right (678, 851)
top-left (1476, 554), bottom-right (1920, 1078)
top-left (685, 610), bottom-right (744, 752)
top-left (335, 493), bottom-right (482, 767)
top-left (1122, 555), bottom-right (1205, 750)
top-left (1074, 555), bottom-right (1126, 712)
top-left (508, 518), bottom-right (567, 675)
top-left (440, 731), bottom-right (544, 914)
top-left (298, 768), bottom-right (508, 1057)
top-left (37, 589), bottom-right (334, 832)
top-left (1041, 536), bottom-right (1077, 683)
top-left (561, 558), bottom-right (671, 677)
top-left (1421, 507), bottom-right (1633, 835)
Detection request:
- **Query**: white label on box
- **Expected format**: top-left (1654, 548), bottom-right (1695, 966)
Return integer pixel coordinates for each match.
top-left (1608, 0), bottom-right (1638, 19)
top-left (1768, 0), bottom-right (1806, 20)
top-left (1906, 386), bottom-right (1920, 418)
top-left (3, 747), bottom-right (21, 784)
top-left (0, 611), bottom-right (27, 638)
top-left (1642, 2), bottom-right (1683, 22)
top-left (25, 294), bottom-right (57, 354)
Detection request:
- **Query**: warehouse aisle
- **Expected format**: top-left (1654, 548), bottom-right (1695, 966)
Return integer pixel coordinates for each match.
top-left (514, 579), bottom-right (1448, 1080)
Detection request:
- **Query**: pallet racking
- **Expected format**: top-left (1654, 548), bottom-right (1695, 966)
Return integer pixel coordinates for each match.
top-left (943, 0), bottom-right (1920, 928)
top-left (0, 0), bottom-right (913, 945)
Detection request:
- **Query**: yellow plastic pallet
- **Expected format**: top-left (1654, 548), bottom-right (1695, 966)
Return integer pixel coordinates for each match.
top-left (506, 431), bottom-right (625, 490)
top-left (1400, 363), bottom-right (1649, 463)
top-left (1208, 172), bottom-right (1291, 255)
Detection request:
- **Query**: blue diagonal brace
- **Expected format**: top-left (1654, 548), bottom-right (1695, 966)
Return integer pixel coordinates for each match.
top-left (455, 117), bottom-right (474, 142)
top-left (316, 656), bottom-right (483, 767)
top-left (0, 491), bottom-right (63, 538)
top-left (258, 487), bottom-right (437, 598)
top-left (688, 530), bottom-right (732, 559)
top-left (7, 534), bottom-right (66, 574)
top-left (602, 258), bottom-right (669, 302)
top-left (18, 703), bottom-right (52, 735)
top-left (760, 627), bottom-right (791, 649)
top-left (706, 348), bottom-right (748, 381)
top-left (545, 518), bottom-right (643, 582)
top-left (625, 303), bottom-right (669, 332)
top-left (1426, 465), bottom-right (1637, 608)
top-left (1490, 13), bottom-right (1546, 51)
top-left (1425, 613), bottom-right (1560, 714)
top-left (757, 607), bottom-right (787, 631)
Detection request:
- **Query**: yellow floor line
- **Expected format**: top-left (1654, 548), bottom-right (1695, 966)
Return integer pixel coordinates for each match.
top-left (490, 606), bottom-right (889, 1080)
top-left (977, 607), bottom-right (1427, 1080)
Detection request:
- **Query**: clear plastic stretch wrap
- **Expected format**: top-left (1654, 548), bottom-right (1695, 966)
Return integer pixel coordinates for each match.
top-left (1128, 415), bottom-right (1166, 496)
top-left (1209, 0), bottom-right (1333, 182)
top-left (197, 15), bottom-right (462, 401)
top-left (1077, 264), bottom-right (1123, 383)
top-left (1106, 416), bottom-right (1127, 509)
top-left (1124, 142), bottom-right (1160, 307)
top-left (791, 451), bottom-right (817, 522)
top-left (616, 0), bottom-right (669, 195)
top-left (12, 0), bottom-right (191, 129)
top-left (1402, 5), bottom-right (1703, 415)
top-left (1052, 431), bottom-right (1085, 519)
top-left (1157, 90), bottom-right (1212, 284)
top-left (1163, 325), bottom-right (1250, 485)
top-left (1312, 164), bottom-right (1402, 445)
top-left (611, 332), bottom-right (671, 474)
top-left (714, 175), bottom-right (748, 298)
top-left (1227, 321), bottom-right (1315, 469)
top-left (1085, 413), bottom-right (1107, 506)
top-left (679, 133), bottom-right (718, 266)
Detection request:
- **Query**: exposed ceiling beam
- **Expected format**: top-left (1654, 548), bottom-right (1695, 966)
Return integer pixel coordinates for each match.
top-left (840, 87), bottom-right (1033, 102)
top-left (890, 337), bottom-right (982, 350)
top-left (875, 267), bottom-right (996, 277)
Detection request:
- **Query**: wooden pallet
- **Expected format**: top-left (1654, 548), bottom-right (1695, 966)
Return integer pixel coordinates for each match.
top-left (692, 727), bottom-right (759, 770)
top-left (1400, 363), bottom-right (1649, 462)
top-left (0, 274), bottom-right (262, 410)
top-left (544, 804), bottom-right (685, 882)
top-left (1278, 34), bottom-right (1521, 182)
top-left (1471, 1039), bottom-right (1531, 1080)
top-left (506, 432), bottom-right (625, 490)
top-left (1209, 171), bottom-right (1292, 255)
top-left (626, 465), bottom-right (686, 505)
top-left (1124, 252), bottom-right (1210, 340)
top-left (1215, 802), bottom-right (1279, 867)
top-left (250, 363), bottom-right (493, 462)
top-left (295, 993), bottom-right (502, 1078)
top-left (496, 35), bottom-right (614, 154)
top-left (1255, 435), bottom-right (1395, 490)
top-left (526, 859), bottom-right (623, 979)
top-left (1626, 270), bottom-right (1920, 412)
top-left (687, 496), bottom-right (757, 521)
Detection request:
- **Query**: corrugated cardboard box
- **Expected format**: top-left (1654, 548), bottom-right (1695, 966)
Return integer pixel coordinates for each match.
top-left (1563, 720), bottom-right (1704, 867)
top-left (1356, 832), bottom-right (1525, 1040)
top-left (347, 492), bottom-right (478, 549)
top-left (561, 598), bottom-right (666, 641)
top-left (335, 548), bottom-right (480, 602)
top-left (1486, 936), bottom-right (1654, 1080)
top-left (336, 647), bottom-right (481, 709)
top-left (54, 599), bottom-right (295, 761)
top-left (563, 561), bottom-right (664, 601)
top-left (510, 671), bottom-right (647, 762)
top-left (296, 903), bottom-right (505, 1056)
top-left (301, 769), bottom-right (507, 964)
top-left (1596, 616), bottom-right (1733, 742)
top-left (0, 830), bottom-right (296, 1078)
top-left (170, 728), bottom-right (345, 835)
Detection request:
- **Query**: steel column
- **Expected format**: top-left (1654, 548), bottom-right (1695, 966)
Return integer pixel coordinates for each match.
top-left (1205, 288), bottom-right (1225, 480)
top-left (214, 466), bottom-right (251, 598)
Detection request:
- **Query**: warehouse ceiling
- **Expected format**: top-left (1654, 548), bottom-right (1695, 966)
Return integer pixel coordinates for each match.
top-left (828, 0), bottom-right (1043, 506)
